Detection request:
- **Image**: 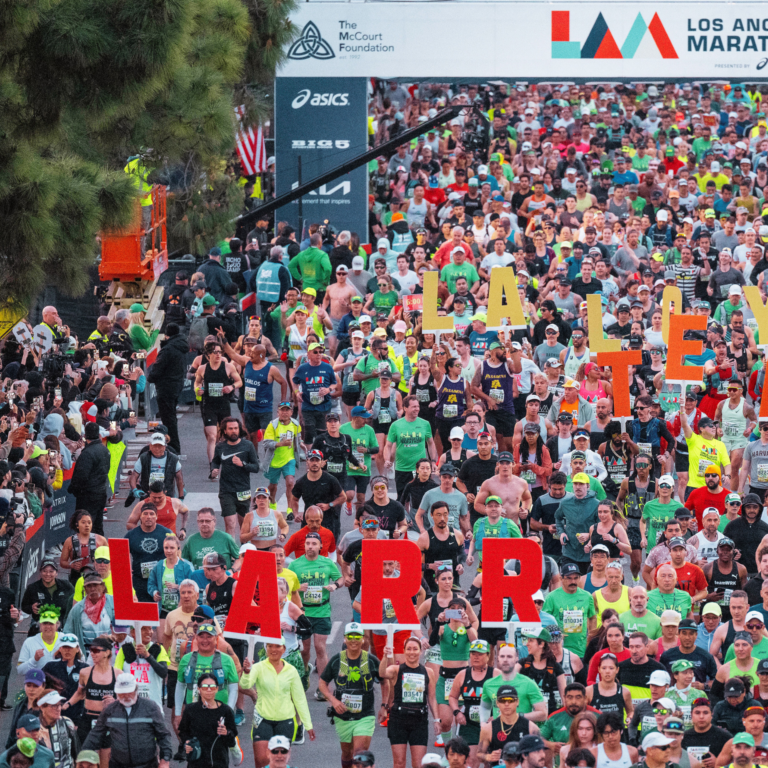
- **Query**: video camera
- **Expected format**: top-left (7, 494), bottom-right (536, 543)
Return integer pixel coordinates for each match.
top-left (317, 219), bottom-right (337, 246)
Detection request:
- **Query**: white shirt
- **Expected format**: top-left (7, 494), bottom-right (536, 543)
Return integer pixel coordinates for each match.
top-left (560, 449), bottom-right (608, 482)
top-left (517, 358), bottom-right (542, 394)
top-left (689, 530), bottom-right (724, 563)
top-left (396, 269), bottom-right (419, 294)
top-left (481, 252), bottom-right (515, 273)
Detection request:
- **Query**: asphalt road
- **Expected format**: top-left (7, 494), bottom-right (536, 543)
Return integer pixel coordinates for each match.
top-left (2, 375), bottom-right (462, 768)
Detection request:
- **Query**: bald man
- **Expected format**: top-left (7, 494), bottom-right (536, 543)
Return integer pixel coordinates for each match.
top-left (589, 398), bottom-right (614, 451)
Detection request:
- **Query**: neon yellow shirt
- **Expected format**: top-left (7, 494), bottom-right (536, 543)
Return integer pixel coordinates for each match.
top-left (685, 433), bottom-right (731, 488)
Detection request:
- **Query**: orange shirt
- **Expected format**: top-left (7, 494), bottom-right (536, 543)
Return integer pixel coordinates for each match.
top-left (284, 526), bottom-right (336, 558)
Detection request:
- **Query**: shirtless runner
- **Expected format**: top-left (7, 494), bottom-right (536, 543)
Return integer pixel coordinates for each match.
top-left (473, 450), bottom-right (532, 529)
top-left (323, 266), bottom-right (359, 355)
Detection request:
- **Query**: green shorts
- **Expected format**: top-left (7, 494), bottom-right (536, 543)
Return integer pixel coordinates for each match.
top-left (306, 615), bottom-right (332, 636)
top-left (334, 715), bottom-right (376, 743)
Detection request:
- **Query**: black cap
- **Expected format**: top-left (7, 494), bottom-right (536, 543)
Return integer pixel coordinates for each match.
top-left (497, 451), bottom-right (514, 462)
top-left (674, 507), bottom-right (691, 519)
top-left (679, 618), bottom-right (697, 630)
top-left (439, 464), bottom-right (458, 476)
top-left (629, 335), bottom-right (643, 346)
top-left (496, 684), bottom-right (519, 700)
top-left (501, 742), bottom-right (521, 761)
top-left (305, 532), bottom-right (322, 542)
top-left (726, 678), bottom-right (746, 696)
top-left (518, 735), bottom-right (547, 756)
top-left (561, 562), bottom-right (580, 577)
top-left (757, 658), bottom-right (768, 675)
top-left (558, 277), bottom-right (572, 286)
top-left (698, 416), bottom-right (715, 429)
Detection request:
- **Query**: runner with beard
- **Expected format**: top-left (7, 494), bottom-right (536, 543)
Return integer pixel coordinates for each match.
top-left (598, 422), bottom-right (639, 501)
top-left (589, 399), bottom-right (614, 452)
top-left (617, 455), bottom-right (657, 584)
top-left (457, 432), bottom-right (499, 529)
top-left (417, 503), bottom-right (465, 593)
top-left (470, 341), bottom-right (518, 453)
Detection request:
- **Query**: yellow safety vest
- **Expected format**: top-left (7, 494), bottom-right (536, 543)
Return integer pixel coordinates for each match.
top-left (124, 157), bottom-right (153, 207)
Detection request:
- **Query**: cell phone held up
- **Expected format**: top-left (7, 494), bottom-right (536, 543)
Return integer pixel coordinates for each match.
top-left (445, 609), bottom-right (463, 620)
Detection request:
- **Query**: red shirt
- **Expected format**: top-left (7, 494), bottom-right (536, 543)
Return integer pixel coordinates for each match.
top-left (424, 188), bottom-right (446, 208)
top-left (154, 497), bottom-right (177, 533)
top-left (652, 561), bottom-right (707, 598)
top-left (433, 240), bottom-right (472, 270)
top-left (284, 526), bottom-right (336, 558)
top-left (685, 485), bottom-right (728, 529)
top-left (587, 646), bottom-right (631, 685)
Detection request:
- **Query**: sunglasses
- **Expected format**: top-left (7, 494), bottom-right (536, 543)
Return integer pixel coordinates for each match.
top-left (94, 558), bottom-right (110, 564)
top-left (199, 683), bottom-right (218, 689)
top-left (704, 473), bottom-right (720, 478)
top-left (656, 746), bottom-right (671, 752)
top-left (653, 708), bottom-right (670, 716)
top-left (636, 463), bottom-right (650, 469)
top-left (271, 749), bottom-right (289, 755)
top-left (747, 624), bottom-right (764, 630)
top-left (345, 634), bottom-right (364, 641)
top-left (761, 424), bottom-right (768, 431)
top-left (497, 697), bottom-right (519, 703)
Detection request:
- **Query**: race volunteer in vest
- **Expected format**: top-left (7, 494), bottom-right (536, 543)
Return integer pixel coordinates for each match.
top-left (126, 481), bottom-right (189, 537)
top-left (319, 622), bottom-right (385, 768)
top-left (211, 417), bottom-right (260, 539)
top-left (128, 432), bottom-right (184, 500)
top-left (255, 246), bottom-right (293, 350)
top-left (173, 622), bottom-right (239, 735)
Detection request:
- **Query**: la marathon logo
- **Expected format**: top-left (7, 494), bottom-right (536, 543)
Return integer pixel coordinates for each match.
top-left (288, 21), bottom-right (335, 60)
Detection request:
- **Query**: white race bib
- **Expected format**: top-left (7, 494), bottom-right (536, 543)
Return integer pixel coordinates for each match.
top-left (758, 463), bottom-right (768, 483)
top-left (444, 677), bottom-right (455, 698)
top-left (426, 646), bottom-right (443, 665)
top-left (489, 388), bottom-right (505, 403)
top-left (236, 490), bottom-right (251, 502)
top-left (401, 672), bottom-right (426, 704)
top-left (562, 609), bottom-right (584, 635)
top-left (244, 387), bottom-right (256, 402)
top-left (469, 705), bottom-right (481, 723)
top-left (149, 471), bottom-right (164, 485)
top-left (417, 390), bottom-right (430, 403)
top-left (140, 560), bottom-right (159, 580)
top-left (305, 586), bottom-right (324, 605)
top-left (208, 383), bottom-right (223, 397)
top-left (327, 461), bottom-right (344, 474)
top-left (638, 442), bottom-right (652, 455)
top-left (310, 391), bottom-right (324, 405)
top-left (443, 404), bottom-right (459, 419)
top-left (378, 411), bottom-right (392, 424)
top-left (342, 693), bottom-right (363, 713)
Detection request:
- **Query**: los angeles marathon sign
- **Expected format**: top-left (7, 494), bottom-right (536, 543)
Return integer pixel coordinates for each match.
top-left (279, 1), bottom-right (768, 79)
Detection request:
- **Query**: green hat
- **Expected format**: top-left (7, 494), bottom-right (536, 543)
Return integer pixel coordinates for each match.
top-left (129, 303), bottom-right (146, 313)
top-left (470, 313), bottom-right (487, 322)
top-left (351, 296), bottom-right (363, 303)
top-left (726, 492), bottom-right (742, 504)
top-left (469, 639), bottom-right (490, 653)
top-left (17, 738), bottom-right (37, 758)
top-left (488, 341), bottom-right (503, 350)
top-left (734, 733), bottom-right (756, 747)
top-left (38, 604), bottom-right (61, 624)
top-left (705, 209), bottom-right (716, 218)
top-left (75, 750), bottom-right (100, 766)
top-left (202, 294), bottom-right (219, 307)
top-left (523, 627), bottom-right (553, 643)
top-left (486, 495), bottom-right (503, 505)
top-left (671, 659), bottom-right (694, 672)
top-left (490, 153), bottom-right (502, 162)
top-left (665, 147), bottom-right (674, 156)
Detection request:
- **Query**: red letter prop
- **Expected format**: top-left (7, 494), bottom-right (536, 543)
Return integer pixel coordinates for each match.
top-left (482, 538), bottom-right (542, 629)
top-left (223, 549), bottom-right (282, 644)
top-left (109, 539), bottom-right (159, 625)
top-left (664, 314), bottom-right (707, 389)
top-left (596, 350), bottom-right (642, 431)
top-left (360, 539), bottom-right (422, 629)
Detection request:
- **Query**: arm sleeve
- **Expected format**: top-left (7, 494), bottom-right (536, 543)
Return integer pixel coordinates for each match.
top-left (174, 681), bottom-right (186, 716)
top-left (227, 682), bottom-right (238, 710)
top-left (242, 443), bottom-right (260, 473)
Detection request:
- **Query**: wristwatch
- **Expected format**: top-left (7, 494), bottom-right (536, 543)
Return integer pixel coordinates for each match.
top-left (453, 709), bottom-right (461, 717)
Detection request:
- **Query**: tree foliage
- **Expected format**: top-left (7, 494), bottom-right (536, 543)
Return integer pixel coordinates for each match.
top-left (0, 0), bottom-right (296, 303)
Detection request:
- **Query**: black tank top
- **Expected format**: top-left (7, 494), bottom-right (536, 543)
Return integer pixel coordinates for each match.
top-left (519, 657), bottom-right (562, 713)
top-left (460, 666), bottom-right (495, 722)
top-left (412, 375), bottom-right (437, 421)
top-left (722, 619), bottom-right (740, 658)
top-left (375, 396), bottom-right (391, 423)
top-left (590, 523), bottom-right (621, 558)
top-left (207, 576), bottom-right (236, 632)
top-left (591, 682), bottom-right (626, 718)
top-left (425, 529), bottom-right (462, 592)
top-left (85, 667), bottom-right (116, 714)
top-left (204, 360), bottom-right (232, 403)
top-left (427, 594), bottom-right (467, 647)
top-left (442, 449), bottom-right (467, 475)
top-left (709, 560), bottom-right (740, 623)
top-left (490, 715), bottom-right (531, 754)
top-left (603, 442), bottom-right (631, 496)
top-left (393, 662), bottom-right (429, 713)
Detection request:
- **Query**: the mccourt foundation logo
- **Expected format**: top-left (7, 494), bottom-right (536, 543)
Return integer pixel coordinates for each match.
top-left (551, 11), bottom-right (678, 59)
top-left (288, 21), bottom-right (335, 60)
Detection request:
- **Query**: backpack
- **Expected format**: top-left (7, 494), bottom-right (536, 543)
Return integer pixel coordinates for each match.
top-left (188, 316), bottom-right (209, 353)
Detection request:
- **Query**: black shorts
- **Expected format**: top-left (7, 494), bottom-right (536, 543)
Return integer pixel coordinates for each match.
top-left (478, 626), bottom-right (507, 646)
top-left (244, 412), bottom-right (272, 434)
top-left (675, 450), bottom-right (689, 473)
top-left (167, 669), bottom-right (178, 711)
top-left (342, 391), bottom-right (361, 407)
top-left (345, 475), bottom-right (369, 494)
top-left (435, 417), bottom-right (463, 448)
top-left (201, 402), bottom-right (231, 427)
top-left (372, 418), bottom-right (393, 435)
top-left (220, 492), bottom-right (251, 518)
top-left (252, 715), bottom-right (295, 743)
top-left (485, 408), bottom-right (515, 437)
top-left (388, 708), bottom-right (429, 746)
top-left (626, 525), bottom-right (642, 551)
top-left (750, 486), bottom-right (768, 504)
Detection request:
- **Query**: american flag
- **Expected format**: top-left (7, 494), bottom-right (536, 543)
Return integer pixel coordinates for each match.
top-left (235, 106), bottom-right (267, 175)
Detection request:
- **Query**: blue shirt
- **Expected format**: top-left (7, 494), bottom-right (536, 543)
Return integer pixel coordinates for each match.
top-left (696, 622), bottom-right (718, 653)
top-left (292, 360), bottom-right (337, 412)
top-left (469, 330), bottom-right (499, 358)
top-left (684, 348), bottom-right (716, 367)
top-left (563, 256), bottom-right (584, 281)
top-left (613, 170), bottom-right (639, 185)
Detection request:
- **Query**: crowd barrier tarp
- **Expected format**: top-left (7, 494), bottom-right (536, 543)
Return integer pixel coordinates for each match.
top-left (278, 2), bottom-right (768, 80)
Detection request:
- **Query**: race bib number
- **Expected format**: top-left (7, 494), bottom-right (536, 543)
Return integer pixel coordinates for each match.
top-left (720, 588), bottom-right (733, 606)
top-left (384, 598), bottom-right (396, 620)
top-left (434, 559), bottom-right (453, 572)
top-left (327, 462), bottom-right (344, 474)
top-left (522, 470), bottom-right (536, 484)
top-left (305, 586), bottom-right (324, 605)
top-left (638, 442), bottom-right (652, 455)
top-left (417, 390), bottom-right (430, 403)
top-left (310, 391), bottom-right (324, 405)
top-left (236, 490), bottom-right (251, 502)
top-left (378, 362), bottom-right (391, 373)
top-left (378, 411), bottom-right (392, 424)
top-left (489, 388), bottom-right (505, 404)
top-left (401, 672), bottom-right (426, 704)
top-left (445, 677), bottom-right (455, 699)
top-left (285, 430), bottom-right (294, 441)
top-left (252, 712), bottom-right (263, 728)
top-left (725, 423), bottom-right (740, 437)
top-left (469, 705), bottom-right (481, 723)
top-left (758, 463), bottom-right (768, 483)
top-left (346, 372), bottom-right (356, 387)
top-left (687, 747), bottom-right (709, 763)
top-left (426, 646), bottom-right (443, 665)
top-left (342, 693), bottom-right (363, 713)
top-left (443, 404), bottom-right (458, 419)
top-left (244, 387), bottom-right (256, 402)
top-left (140, 560), bottom-right (159, 580)
top-left (163, 583), bottom-right (179, 610)
top-left (208, 383), bottom-right (223, 398)
top-left (216, 612), bottom-right (227, 631)
top-left (562, 609), bottom-right (584, 635)
top-left (698, 458), bottom-right (712, 477)
top-left (257, 521), bottom-right (276, 539)
top-left (352, 451), bottom-right (365, 466)
top-left (149, 471), bottom-right (164, 485)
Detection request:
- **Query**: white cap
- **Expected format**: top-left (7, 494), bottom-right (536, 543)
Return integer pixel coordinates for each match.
top-left (532, 589), bottom-right (545, 602)
top-left (746, 610), bottom-right (766, 624)
top-left (660, 610), bottom-right (681, 627)
top-left (345, 621), bottom-right (364, 635)
top-left (351, 331), bottom-right (364, 340)
top-left (711, 161), bottom-right (721, 173)
top-left (546, 323), bottom-right (559, 332)
top-left (658, 474), bottom-right (675, 487)
top-left (428, 108), bottom-right (437, 119)
top-left (422, 754), bottom-right (445, 766)
top-left (452, 246), bottom-right (465, 255)
top-left (728, 285), bottom-right (743, 296)
top-left (393, 320), bottom-right (407, 333)
top-left (478, 165), bottom-right (489, 175)
top-left (359, 315), bottom-right (372, 324)
top-left (114, 672), bottom-right (138, 694)
top-left (703, 506), bottom-right (721, 518)
top-left (352, 256), bottom-right (364, 269)
top-left (377, 238), bottom-right (390, 251)
top-left (525, 108), bottom-right (534, 115)
top-left (643, 733), bottom-right (675, 751)
top-left (522, 141), bottom-right (533, 151)
top-left (37, 691), bottom-right (67, 706)
top-left (638, 284), bottom-right (651, 293)
top-left (648, 670), bottom-right (671, 686)
top-left (267, 156), bottom-right (275, 167)
top-left (449, 426), bottom-right (465, 441)
top-left (268, 736), bottom-right (291, 752)
top-left (657, 210), bottom-right (669, 222)
top-left (656, 696), bottom-right (675, 709)
top-left (150, 432), bottom-right (166, 446)
top-left (239, 543), bottom-right (257, 556)
top-left (566, 167), bottom-right (577, 175)
top-left (736, 141), bottom-right (748, 150)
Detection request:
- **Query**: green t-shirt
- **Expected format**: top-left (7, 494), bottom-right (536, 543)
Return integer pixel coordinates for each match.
top-left (181, 530), bottom-right (240, 569)
top-left (372, 290), bottom-right (398, 316)
top-left (718, 515), bottom-right (738, 533)
top-left (542, 587), bottom-right (596, 657)
top-left (161, 564), bottom-right (179, 611)
top-left (632, 155), bottom-right (650, 172)
top-left (619, 609), bottom-right (662, 640)
top-left (646, 588), bottom-right (692, 618)
top-left (288, 555), bottom-right (341, 618)
top-left (642, 499), bottom-right (679, 556)
top-left (472, 517), bottom-right (522, 562)
top-left (270, 305), bottom-right (295, 346)
top-left (339, 422), bottom-right (378, 476)
top-left (177, 651), bottom-right (239, 705)
top-left (540, 708), bottom-right (578, 745)
top-left (565, 475), bottom-right (606, 500)
top-left (386, 417), bottom-right (433, 472)
top-left (725, 635), bottom-right (768, 662)
top-left (441, 263), bottom-right (480, 293)
top-left (481, 673), bottom-right (544, 717)
top-left (355, 354), bottom-right (399, 396)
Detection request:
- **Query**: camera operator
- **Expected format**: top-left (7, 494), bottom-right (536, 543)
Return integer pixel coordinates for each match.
top-left (108, 309), bottom-right (136, 358)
